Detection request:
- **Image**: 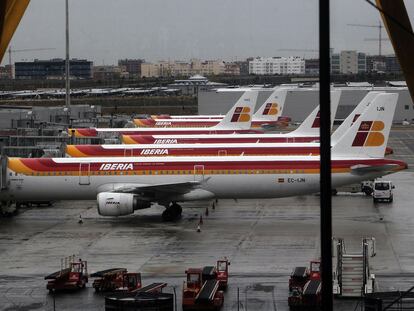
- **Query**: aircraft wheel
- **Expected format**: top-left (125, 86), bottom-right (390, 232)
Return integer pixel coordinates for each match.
top-left (172, 203), bottom-right (182, 216)
top-left (162, 203), bottom-right (182, 221)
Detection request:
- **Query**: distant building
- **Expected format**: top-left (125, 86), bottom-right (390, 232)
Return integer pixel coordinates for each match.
top-left (331, 54), bottom-right (340, 74)
top-left (15, 59), bottom-right (93, 80)
top-left (93, 65), bottom-right (127, 80)
top-left (0, 66), bottom-right (11, 79)
top-left (140, 59), bottom-right (229, 78)
top-left (366, 55), bottom-right (385, 72)
top-left (330, 51), bottom-right (366, 74)
top-left (366, 55), bottom-right (386, 72)
top-left (118, 59), bottom-right (144, 77)
top-left (141, 62), bottom-right (160, 78)
top-left (190, 59), bottom-right (225, 76)
top-left (224, 62), bottom-right (240, 76)
top-left (235, 59), bottom-right (250, 75)
top-left (364, 55), bottom-right (401, 74)
top-left (305, 59), bottom-right (319, 75)
top-left (333, 51), bottom-right (366, 74)
top-left (384, 55), bottom-right (401, 73)
top-left (248, 57), bottom-right (305, 75)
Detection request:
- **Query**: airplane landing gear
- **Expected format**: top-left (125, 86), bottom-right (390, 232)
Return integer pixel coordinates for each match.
top-left (162, 202), bottom-right (182, 221)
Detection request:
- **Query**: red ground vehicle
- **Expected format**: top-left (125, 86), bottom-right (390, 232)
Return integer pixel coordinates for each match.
top-left (91, 268), bottom-right (142, 292)
top-left (45, 259), bottom-right (88, 292)
top-left (288, 260), bottom-right (322, 310)
top-left (216, 259), bottom-right (230, 290)
top-left (182, 267), bottom-right (224, 311)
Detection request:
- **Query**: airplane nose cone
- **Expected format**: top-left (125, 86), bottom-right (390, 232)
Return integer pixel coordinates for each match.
top-left (122, 135), bottom-right (140, 144)
top-left (134, 119), bottom-right (155, 127)
top-left (66, 145), bottom-right (87, 157)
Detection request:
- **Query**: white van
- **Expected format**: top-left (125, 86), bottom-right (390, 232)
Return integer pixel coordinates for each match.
top-left (373, 181), bottom-right (394, 203)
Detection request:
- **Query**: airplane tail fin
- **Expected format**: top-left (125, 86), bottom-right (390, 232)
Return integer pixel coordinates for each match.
top-left (331, 91), bottom-right (382, 145)
top-left (332, 93), bottom-right (398, 158)
top-left (290, 90), bottom-right (341, 136)
top-left (213, 90), bottom-right (258, 130)
top-left (252, 88), bottom-right (288, 121)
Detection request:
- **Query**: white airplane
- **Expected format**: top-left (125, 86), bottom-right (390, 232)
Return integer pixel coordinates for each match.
top-left (1, 93), bottom-right (405, 221)
top-left (122, 90), bottom-right (342, 144)
top-left (66, 92), bottom-right (386, 158)
top-left (69, 90), bottom-right (260, 138)
top-left (134, 88), bottom-right (291, 128)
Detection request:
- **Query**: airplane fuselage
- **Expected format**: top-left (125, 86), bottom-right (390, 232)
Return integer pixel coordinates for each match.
top-left (71, 128), bottom-right (263, 138)
top-left (2, 156), bottom-right (406, 203)
top-left (66, 142), bottom-right (322, 157)
top-left (134, 118), bottom-right (283, 128)
top-left (122, 134), bottom-right (319, 144)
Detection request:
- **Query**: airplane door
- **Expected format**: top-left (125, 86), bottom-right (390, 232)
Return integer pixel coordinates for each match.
top-left (218, 150), bottom-right (227, 156)
top-left (79, 163), bottom-right (90, 185)
top-left (194, 165), bottom-right (204, 182)
top-left (124, 149), bottom-right (133, 157)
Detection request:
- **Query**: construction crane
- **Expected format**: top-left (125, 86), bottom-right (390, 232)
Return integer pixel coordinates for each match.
top-left (7, 46), bottom-right (56, 78)
top-left (347, 21), bottom-right (389, 56)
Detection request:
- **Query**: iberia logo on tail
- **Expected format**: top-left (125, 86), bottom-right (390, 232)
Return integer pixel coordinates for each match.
top-left (311, 111), bottom-right (321, 128)
top-left (231, 107), bottom-right (251, 122)
top-left (352, 120), bottom-right (385, 147)
top-left (262, 103), bottom-right (279, 116)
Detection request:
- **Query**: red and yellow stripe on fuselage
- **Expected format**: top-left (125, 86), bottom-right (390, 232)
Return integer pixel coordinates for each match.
top-left (65, 144), bottom-right (321, 157)
top-left (133, 119), bottom-right (281, 129)
top-left (122, 135), bottom-right (319, 145)
top-left (68, 128), bottom-right (264, 138)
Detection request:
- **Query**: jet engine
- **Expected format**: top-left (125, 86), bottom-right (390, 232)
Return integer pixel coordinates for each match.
top-left (97, 192), bottom-right (151, 216)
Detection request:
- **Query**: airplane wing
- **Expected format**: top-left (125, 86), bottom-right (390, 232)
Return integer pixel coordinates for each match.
top-left (96, 180), bottom-right (213, 201)
top-left (97, 178), bottom-right (215, 203)
top-left (111, 181), bottom-right (202, 195)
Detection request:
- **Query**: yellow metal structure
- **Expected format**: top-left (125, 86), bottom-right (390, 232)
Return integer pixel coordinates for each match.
top-left (376, 0), bottom-right (414, 101)
top-left (0, 0), bottom-right (30, 63)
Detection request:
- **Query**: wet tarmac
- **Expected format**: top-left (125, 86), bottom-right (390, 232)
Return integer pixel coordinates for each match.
top-left (0, 129), bottom-right (414, 310)
top-left (1, 171), bottom-right (413, 310)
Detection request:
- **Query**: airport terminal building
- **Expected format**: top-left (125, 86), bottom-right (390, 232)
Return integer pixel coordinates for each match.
top-left (15, 59), bottom-right (93, 80)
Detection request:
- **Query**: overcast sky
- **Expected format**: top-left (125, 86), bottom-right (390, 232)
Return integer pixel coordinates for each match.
top-left (4, 0), bottom-right (414, 65)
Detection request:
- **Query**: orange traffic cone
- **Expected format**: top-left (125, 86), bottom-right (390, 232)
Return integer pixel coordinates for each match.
top-left (197, 224), bottom-right (201, 232)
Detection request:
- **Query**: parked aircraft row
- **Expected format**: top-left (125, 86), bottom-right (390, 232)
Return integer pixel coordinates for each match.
top-left (68, 90), bottom-right (341, 138)
top-left (133, 88), bottom-right (292, 128)
top-left (69, 90), bottom-right (263, 138)
top-left (0, 90), bottom-right (406, 221)
top-left (64, 92), bottom-right (387, 158)
top-left (119, 92), bottom-right (381, 146)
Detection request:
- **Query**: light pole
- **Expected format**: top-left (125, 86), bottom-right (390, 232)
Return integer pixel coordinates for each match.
top-left (319, 0), bottom-right (333, 309)
top-left (65, 0), bottom-right (71, 110)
